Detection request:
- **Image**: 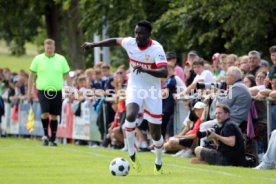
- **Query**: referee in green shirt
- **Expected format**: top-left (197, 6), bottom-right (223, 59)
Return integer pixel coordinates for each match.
top-left (27, 39), bottom-right (70, 146)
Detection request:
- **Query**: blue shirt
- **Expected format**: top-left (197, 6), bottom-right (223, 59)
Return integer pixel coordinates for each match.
top-left (162, 75), bottom-right (177, 114)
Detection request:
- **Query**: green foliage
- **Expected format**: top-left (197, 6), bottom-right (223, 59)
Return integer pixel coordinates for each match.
top-left (0, 0), bottom-right (42, 56)
top-left (1, 0), bottom-right (276, 68)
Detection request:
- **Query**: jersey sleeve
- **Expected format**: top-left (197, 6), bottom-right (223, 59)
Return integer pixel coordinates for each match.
top-left (154, 46), bottom-right (167, 68)
top-left (29, 56), bottom-right (38, 73)
top-left (62, 56), bottom-right (70, 74)
top-left (119, 37), bottom-right (132, 50)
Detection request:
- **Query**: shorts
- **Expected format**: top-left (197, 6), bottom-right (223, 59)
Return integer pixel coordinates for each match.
top-left (200, 147), bottom-right (229, 166)
top-left (179, 138), bottom-right (193, 147)
top-left (38, 90), bottom-right (62, 116)
top-left (126, 86), bottom-right (162, 124)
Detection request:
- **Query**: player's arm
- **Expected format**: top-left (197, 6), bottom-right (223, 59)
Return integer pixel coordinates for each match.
top-left (81, 38), bottom-right (121, 49)
top-left (133, 65), bottom-right (168, 78)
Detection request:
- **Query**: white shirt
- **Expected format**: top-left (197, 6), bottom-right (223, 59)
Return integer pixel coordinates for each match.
top-left (193, 70), bottom-right (215, 83)
top-left (120, 37), bottom-right (167, 90)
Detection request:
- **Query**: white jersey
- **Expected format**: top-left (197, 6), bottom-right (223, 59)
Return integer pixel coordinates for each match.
top-left (120, 37), bottom-right (167, 90)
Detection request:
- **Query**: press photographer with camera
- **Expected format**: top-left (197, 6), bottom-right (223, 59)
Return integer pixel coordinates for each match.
top-left (191, 104), bottom-right (246, 166)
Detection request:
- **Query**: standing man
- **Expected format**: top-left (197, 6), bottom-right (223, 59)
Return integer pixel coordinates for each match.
top-left (27, 39), bottom-right (70, 146)
top-left (82, 20), bottom-right (168, 175)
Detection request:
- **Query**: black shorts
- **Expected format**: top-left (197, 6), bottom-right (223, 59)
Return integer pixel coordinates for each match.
top-left (200, 147), bottom-right (229, 166)
top-left (38, 90), bottom-right (62, 115)
top-left (179, 138), bottom-right (193, 147)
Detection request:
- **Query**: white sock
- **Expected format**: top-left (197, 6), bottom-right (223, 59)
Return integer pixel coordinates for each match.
top-left (152, 136), bottom-right (164, 166)
top-left (124, 120), bottom-right (136, 157)
top-left (123, 138), bottom-right (128, 148)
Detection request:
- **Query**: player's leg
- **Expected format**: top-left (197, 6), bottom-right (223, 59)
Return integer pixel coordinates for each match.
top-left (124, 103), bottom-right (139, 160)
top-left (49, 91), bottom-right (62, 146)
top-left (144, 96), bottom-right (164, 174)
top-left (38, 90), bottom-right (50, 146)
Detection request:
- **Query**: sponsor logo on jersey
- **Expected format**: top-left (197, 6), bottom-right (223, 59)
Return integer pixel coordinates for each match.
top-left (158, 54), bottom-right (166, 61)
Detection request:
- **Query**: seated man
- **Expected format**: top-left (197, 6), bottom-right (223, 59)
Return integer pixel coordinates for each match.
top-left (164, 101), bottom-right (205, 157)
top-left (191, 104), bottom-right (246, 166)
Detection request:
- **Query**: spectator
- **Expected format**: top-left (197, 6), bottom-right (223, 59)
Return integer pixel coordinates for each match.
top-left (164, 101), bottom-right (205, 158)
top-left (260, 59), bottom-right (270, 73)
top-left (101, 63), bottom-right (112, 81)
top-left (217, 66), bottom-right (251, 126)
top-left (226, 54), bottom-right (238, 69)
top-left (184, 50), bottom-right (199, 86)
top-left (183, 58), bottom-right (215, 95)
top-left (243, 74), bottom-right (256, 88)
top-left (249, 71), bottom-right (267, 96)
top-left (248, 50), bottom-right (261, 76)
top-left (166, 52), bottom-right (185, 82)
top-left (239, 55), bottom-right (250, 75)
top-left (161, 62), bottom-right (177, 139)
top-left (192, 104), bottom-right (245, 166)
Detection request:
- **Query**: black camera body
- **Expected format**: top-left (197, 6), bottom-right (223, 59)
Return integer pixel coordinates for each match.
top-left (196, 82), bottom-right (227, 90)
top-left (197, 124), bottom-right (220, 138)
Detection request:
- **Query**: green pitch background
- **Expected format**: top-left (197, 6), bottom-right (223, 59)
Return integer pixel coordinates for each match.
top-left (0, 138), bottom-right (275, 184)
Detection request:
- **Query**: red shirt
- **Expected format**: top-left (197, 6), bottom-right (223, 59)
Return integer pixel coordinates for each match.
top-left (188, 118), bottom-right (202, 135)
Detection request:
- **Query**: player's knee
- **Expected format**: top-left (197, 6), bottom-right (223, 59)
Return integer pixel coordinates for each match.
top-left (41, 113), bottom-right (49, 119)
top-left (126, 113), bottom-right (136, 122)
top-left (151, 132), bottom-right (161, 141)
top-left (50, 115), bottom-right (58, 120)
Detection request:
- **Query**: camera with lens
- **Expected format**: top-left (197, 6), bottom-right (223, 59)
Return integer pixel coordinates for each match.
top-left (197, 124), bottom-right (220, 138)
top-left (196, 82), bottom-right (227, 90)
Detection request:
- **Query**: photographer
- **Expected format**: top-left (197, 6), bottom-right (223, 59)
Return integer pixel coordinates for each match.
top-left (192, 104), bottom-right (246, 166)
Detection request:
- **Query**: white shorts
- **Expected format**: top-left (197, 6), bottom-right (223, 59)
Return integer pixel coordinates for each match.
top-left (126, 87), bottom-right (162, 124)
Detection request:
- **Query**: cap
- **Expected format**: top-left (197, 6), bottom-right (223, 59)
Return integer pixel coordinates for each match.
top-left (188, 50), bottom-right (198, 57)
top-left (261, 59), bottom-right (269, 67)
top-left (193, 101), bottom-right (205, 109)
top-left (166, 52), bottom-right (177, 60)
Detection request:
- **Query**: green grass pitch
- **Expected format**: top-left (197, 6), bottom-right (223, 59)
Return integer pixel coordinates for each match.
top-left (0, 138), bottom-right (275, 184)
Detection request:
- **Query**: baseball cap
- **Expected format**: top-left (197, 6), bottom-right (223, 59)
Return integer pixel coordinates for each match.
top-left (261, 59), bottom-right (269, 67)
top-left (166, 52), bottom-right (177, 60)
top-left (188, 50), bottom-right (198, 57)
top-left (193, 101), bottom-right (205, 109)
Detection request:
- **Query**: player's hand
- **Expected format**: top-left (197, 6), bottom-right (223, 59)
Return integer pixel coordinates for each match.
top-left (81, 42), bottom-right (94, 50)
top-left (133, 65), bottom-right (144, 74)
top-left (27, 93), bottom-right (32, 104)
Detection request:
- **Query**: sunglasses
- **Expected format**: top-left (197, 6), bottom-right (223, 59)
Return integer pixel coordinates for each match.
top-left (116, 72), bottom-right (123, 75)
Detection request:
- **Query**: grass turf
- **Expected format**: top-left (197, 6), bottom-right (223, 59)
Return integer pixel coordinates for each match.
top-left (0, 54), bottom-right (33, 73)
top-left (0, 138), bottom-right (275, 184)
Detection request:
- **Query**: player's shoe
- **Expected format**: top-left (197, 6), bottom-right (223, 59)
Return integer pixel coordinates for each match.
top-left (42, 136), bottom-right (49, 146)
top-left (254, 162), bottom-right (275, 170)
top-left (49, 141), bottom-right (58, 147)
top-left (153, 165), bottom-right (164, 175)
top-left (131, 156), bottom-right (142, 173)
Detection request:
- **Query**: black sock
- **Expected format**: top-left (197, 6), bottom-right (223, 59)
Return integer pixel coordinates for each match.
top-left (41, 118), bottom-right (49, 137)
top-left (155, 164), bottom-right (162, 171)
top-left (130, 153), bottom-right (136, 162)
top-left (50, 119), bottom-right (58, 142)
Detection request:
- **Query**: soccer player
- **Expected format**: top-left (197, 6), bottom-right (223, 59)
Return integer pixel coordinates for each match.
top-left (82, 20), bottom-right (168, 175)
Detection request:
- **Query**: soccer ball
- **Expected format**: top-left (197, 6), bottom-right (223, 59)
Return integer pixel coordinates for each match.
top-left (109, 157), bottom-right (130, 176)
